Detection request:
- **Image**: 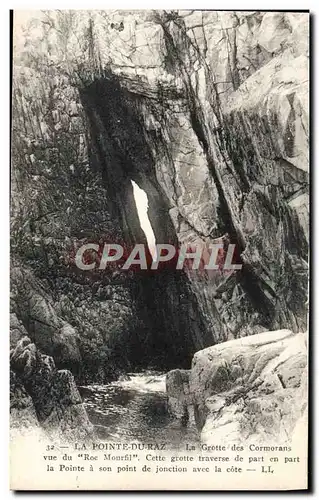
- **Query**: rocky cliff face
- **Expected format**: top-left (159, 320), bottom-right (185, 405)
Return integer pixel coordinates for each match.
top-left (11, 10), bottom-right (309, 399)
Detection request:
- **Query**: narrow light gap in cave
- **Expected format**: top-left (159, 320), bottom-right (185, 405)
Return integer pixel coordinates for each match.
top-left (131, 180), bottom-right (157, 261)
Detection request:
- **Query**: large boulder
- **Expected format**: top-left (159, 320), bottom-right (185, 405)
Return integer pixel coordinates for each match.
top-left (190, 329), bottom-right (307, 445)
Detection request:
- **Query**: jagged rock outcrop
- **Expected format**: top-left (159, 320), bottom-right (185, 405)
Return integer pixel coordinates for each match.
top-left (10, 313), bottom-right (28, 348)
top-left (12, 11), bottom-right (309, 379)
top-left (10, 336), bottom-right (94, 441)
top-left (189, 329), bottom-right (307, 445)
top-left (10, 370), bottom-right (40, 429)
top-left (166, 369), bottom-right (192, 421)
top-left (11, 266), bottom-right (81, 369)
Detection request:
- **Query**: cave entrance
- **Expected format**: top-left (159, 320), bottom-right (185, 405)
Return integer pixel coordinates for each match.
top-left (80, 76), bottom-right (212, 370)
top-left (131, 180), bottom-right (157, 261)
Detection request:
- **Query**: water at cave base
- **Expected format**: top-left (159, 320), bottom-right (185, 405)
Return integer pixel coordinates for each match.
top-left (79, 372), bottom-right (199, 450)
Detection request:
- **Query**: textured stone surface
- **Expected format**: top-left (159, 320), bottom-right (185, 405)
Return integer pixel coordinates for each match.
top-left (10, 370), bottom-right (40, 429)
top-left (12, 11), bottom-right (309, 377)
top-left (10, 313), bottom-right (28, 348)
top-left (11, 265), bottom-right (81, 369)
top-left (166, 369), bottom-right (192, 420)
top-left (189, 329), bottom-right (307, 445)
top-left (10, 337), bottom-right (94, 441)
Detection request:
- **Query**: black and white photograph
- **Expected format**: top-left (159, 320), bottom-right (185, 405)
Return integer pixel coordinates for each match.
top-left (9, 9), bottom-right (309, 490)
